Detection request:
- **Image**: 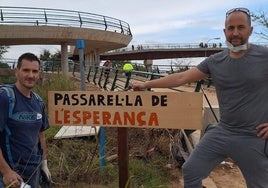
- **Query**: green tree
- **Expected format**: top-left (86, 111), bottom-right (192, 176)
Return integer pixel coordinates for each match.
top-left (251, 11), bottom-right (268, 40)
top-left (0, 62), bottom-right (10, 68)
top-left (0, 46), bottom-right (9, 60)
top-left (50, 50), bottom-right (61, 61)
top-left (39, 49), bottom-right (62, 71)
top-left (39, 49), bottom-right (51, 61)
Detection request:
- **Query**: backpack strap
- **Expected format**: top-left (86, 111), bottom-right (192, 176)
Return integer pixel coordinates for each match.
top-left (0, 85), bottom-right (44, 169)
top-left (0, 85), bottom-right (43, 115)
top-left (0, 85), bottom-right (16, 168)
top-left (0, 85), bottom-right (16, 118)
top-left (32, 92), bottom-right (44, 111)
top-left (32, 91), bottom-right (43, 102)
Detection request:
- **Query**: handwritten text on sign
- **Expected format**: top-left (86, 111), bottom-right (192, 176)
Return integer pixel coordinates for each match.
top-left (48, 91), bottom-right (203, 129)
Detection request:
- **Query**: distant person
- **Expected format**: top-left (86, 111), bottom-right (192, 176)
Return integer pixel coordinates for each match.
top-left (103, 60), bottom-right (112, 77)
top-left (131, 8), bottom-right (268, 187)
top-left (123, 63), bottom-right (134, 78)
top-left (0, 53), bottom-right (51, 188)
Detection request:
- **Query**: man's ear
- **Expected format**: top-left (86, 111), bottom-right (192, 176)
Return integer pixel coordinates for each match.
top-left (14, 68), bottom-right (18, 77)
top-left (223, 28), bottom-right (227, 35)
top-left (249, 26), bottom-right (253, 35)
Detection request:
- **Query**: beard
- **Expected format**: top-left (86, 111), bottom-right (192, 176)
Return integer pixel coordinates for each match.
top-left (230, 37), bottom-right (246, 47)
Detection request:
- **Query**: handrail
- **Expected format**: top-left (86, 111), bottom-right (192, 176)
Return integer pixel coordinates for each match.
top-left (0, 6), bottom-right (132, 36)
top-left (0, 60), bottom-right (213, 93)
top-left (104, 42), bottom-right (268, 53)
top-left (1, 58), bottom-right (196, 74)
top-left (82, 64), bottom-right (212, 92)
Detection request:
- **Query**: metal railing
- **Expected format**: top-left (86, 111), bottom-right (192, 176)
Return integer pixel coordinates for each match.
top-left (105, 43), bottom-right (225, 53)
top-left (121, 43), bottom-right (224, 51)
top-left (0, 6), bottom-right (132, 36)
top-left (72, 63), bottom-right (212, 92)
top-left (105, 42), bottom-right (268, 53)
top-left (0, 58), bottom-right (195, 74)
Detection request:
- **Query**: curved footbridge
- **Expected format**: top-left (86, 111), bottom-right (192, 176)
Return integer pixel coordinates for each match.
top-left (0, 6), bottom-right (132, 75)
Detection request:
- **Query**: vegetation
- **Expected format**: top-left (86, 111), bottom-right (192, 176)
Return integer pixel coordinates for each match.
top-left (39, 49), bottom-right (62, 72)
top-left (44, 127), bottom-right (177, 188)
top-left (39, 49), bottom-right (61, 62)
top-left (0, 76), bottom-right (16, 85)
top-left (0, 65), bottom-right (16, 85)
top-left (0, 62), bottom-right (10, 68)
top-left (33, 73), bottom-right (75, 108)
top-left (252, 10), bottom-right (268, 40)
top-left (0, 46), bottom-right (9, 60)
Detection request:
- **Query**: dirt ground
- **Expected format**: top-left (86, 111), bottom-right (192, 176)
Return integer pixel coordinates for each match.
top-left (71, 80), bottom-right (247, 188)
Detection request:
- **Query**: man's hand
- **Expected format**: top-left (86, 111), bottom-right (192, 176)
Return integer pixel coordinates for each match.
top-left (2, 169), bottom-right (23, 188)
top-left (256, 123), bottom-right (268, 139)
top-left (40, 159), bottom-right (51, 182)
top-left (130, 81), bottom-right (147, 91)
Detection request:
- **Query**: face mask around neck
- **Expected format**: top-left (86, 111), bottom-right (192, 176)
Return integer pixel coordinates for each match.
top-left (225, 41), bottom-right (248, 53)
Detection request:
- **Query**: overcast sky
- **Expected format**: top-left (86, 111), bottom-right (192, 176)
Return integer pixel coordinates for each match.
top-left (1, 0), bottom-right (268, 59)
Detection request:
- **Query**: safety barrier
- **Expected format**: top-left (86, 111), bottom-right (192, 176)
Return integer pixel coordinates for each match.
top-left (84, 64), bottom-right (208, 92)
top-left (0, 57), bottom-right (213, 90)
top-left (38, 60), bottom-right (212, 91)
top-left (0, 6), bottom-right (132, 36)
top-left (106, 42), bottom-right (268, 53)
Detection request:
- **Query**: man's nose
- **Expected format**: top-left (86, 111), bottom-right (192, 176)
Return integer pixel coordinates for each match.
top-left (233, 28), bottom-right (239, 35)
top-left (28, 71), bottom-right (35, 77)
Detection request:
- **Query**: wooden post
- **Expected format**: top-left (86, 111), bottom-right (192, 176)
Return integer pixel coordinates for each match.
top-left (118, 127), bottom-right (129, 188)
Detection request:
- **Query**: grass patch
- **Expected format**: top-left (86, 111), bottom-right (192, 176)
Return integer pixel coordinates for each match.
top-left (129, 158), bottom-right (171, 187)
top-left (33, 74), bottom-right (76, 108)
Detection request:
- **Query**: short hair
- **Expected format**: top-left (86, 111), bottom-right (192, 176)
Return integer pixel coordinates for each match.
top-left (225, 7), bottom-right (251, 26)
top-left (17, 52), bottom-right (41, 69)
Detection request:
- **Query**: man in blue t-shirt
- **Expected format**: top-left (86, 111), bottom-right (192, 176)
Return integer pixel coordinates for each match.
top-left (131, 8), bottom-right (268, 188)
top-left (0, 53), bottom-right (51, 188)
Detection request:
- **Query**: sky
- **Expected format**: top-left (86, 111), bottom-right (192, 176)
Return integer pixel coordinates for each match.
top-left (1, 0), bottom-right (268, 62)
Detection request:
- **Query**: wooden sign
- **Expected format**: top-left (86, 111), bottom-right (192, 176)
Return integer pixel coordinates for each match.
top-left (48, 91), bottom-right (203, 129)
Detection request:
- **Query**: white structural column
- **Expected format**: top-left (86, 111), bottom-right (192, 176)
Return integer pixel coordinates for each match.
top-left (88, 49), bottom-right (100, 67)
top-left (95, 50), bottom-right (100, 66)
top-left (61, 43), bottom-right (69, 76)
top-left (89, 53), bottom-right (94, 67)
top-left (85, 54), bottom-right (90, 70)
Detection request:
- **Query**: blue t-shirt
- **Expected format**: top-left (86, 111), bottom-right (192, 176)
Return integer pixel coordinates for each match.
top-left (197, 44), bottom-right (268, 135)
top-left (0, 85), bottom-right (49, 181)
